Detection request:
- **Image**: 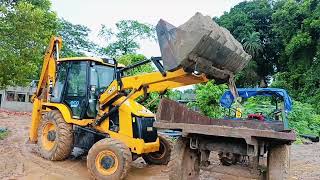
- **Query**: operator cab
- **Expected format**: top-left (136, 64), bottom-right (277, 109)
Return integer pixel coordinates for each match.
top-left (51, 57), bottom-right (123, 119)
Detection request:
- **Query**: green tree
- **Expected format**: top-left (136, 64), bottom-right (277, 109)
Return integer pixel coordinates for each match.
top-left (116, 54), bottom-right (183, 112)
top-left (1, 0), bottom-right (52, 10)
top-left (272, 0), bottom-right (318, 70)
top-left (271, 0), bottom-right (320, 111)
top-left (216, 0), bottom-right (278, 87)
top-left (191, 81), bottom-right (228, 118)
top-left (117, 54), bottom-right (154, 76)
top-left (57, 19), bottom-right (96, 57)
top-left (117, 54), bottom-right (157, 111)
top-left (288, 101), bottom-right (320, 136)
top-left (99, 20), bottom-right (156, 57)
top-left (239, 31), bottom-right (264, 86)
top-left (243, 32), bottom-right (262, 58)
top-left (0, 0), bottom-right (58, 88)
top-left (235, 61), bottom-right (260, 87)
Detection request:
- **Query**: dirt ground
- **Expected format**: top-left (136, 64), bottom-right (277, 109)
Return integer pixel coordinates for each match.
top-left (0, 113), bottom-right (319, 180)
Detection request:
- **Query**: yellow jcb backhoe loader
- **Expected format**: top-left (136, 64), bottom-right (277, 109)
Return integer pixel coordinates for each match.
top-left (29, 13), bottom-right (250, 180)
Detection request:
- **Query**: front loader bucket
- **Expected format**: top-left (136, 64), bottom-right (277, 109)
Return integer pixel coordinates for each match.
top-left (156, 12), bottom-right (251, 82)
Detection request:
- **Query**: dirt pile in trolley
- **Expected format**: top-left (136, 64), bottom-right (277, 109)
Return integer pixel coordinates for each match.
top-left (156, 12), bottom-right (251, 83)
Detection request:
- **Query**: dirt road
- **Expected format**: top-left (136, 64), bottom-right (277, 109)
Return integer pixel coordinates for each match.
top-left (0, 113), bottom-right (319, 180)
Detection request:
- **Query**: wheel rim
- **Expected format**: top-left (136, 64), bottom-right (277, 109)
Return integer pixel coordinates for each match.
top-left (41, 122), bottom-right (56, 151)
top-left (149, 140), bottom-right (167, 160)
top-left (95, 150), bottom-right (119, 176)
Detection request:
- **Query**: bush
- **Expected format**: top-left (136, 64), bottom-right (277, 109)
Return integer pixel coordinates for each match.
top-left (0, 130), bottom-right (8, 140)
top-left (187, 81), bottom-right (320, 137)
top-left (191, 81), bottom-right (228, 118)
top-left (242, 96), bottom-right (275, 117)
top-left (241, 99), bottom-right (320, 136)
top-left (288, 101), bottom-right (320, 136)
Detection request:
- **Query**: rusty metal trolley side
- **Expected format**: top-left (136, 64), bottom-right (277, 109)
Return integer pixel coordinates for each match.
top-left (154, 98), bottom-right (296, 180)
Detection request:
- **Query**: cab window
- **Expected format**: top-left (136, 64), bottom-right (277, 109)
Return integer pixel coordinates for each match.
top-left (90, 64), bottom-right (114, 94)
top-left (64, 61), bottom-right (88, 119)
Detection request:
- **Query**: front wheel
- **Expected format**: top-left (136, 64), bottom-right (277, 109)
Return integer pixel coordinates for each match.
top-left (87, 138), bottom-right (132, 180)
top-left (168, 137), bottom-right (200, 180)
top-left (142, 135), bottom-right (172, 165)
top-left (267, 144), bottom-right (290, 180)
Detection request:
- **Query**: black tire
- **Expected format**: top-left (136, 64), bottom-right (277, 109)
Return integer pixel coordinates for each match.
top-left (267, 144), bottom-right (290, 180)
top-left (168, 137), bottom-right (200, 180)
top-left (87, 138), bottom-right (132, 180)
top-left (142, 135), bottom-right (172, 165)
top-left (37, 110), bottom-right (73, 160)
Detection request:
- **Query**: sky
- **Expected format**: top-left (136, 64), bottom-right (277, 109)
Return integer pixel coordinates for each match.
top-left (51, 0), bottom-right (243, 58)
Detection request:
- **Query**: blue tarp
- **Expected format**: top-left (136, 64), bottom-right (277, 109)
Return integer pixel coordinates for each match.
top-left (220, 88), bottom-right (293, 111)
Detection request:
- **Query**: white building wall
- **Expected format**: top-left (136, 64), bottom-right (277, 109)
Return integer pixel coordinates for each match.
top-left (0, 86), bottom-right (36, 112)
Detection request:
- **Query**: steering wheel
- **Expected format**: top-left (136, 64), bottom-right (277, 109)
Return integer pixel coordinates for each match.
top-left (266, 109), bottom-right (282, 120)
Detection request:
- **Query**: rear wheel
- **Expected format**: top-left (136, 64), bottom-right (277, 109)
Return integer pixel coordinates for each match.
top-left (267, 144), bottom-right (290, 180)
top-left (37, 110), bottom-right (73, 160)
top-left (87, 138), bottom-right (132, 180)
top-left (218, 152), bottom-right (240, 166)
top-left (168, 137), bottom-right (200, 180)
top-left (142, 135), bottom-right (172, 165)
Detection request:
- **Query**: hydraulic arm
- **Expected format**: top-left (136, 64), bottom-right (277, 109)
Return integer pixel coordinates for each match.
top-left (95, 57), bottom-right (208, 126)
top-left (29, 37), bottom-right (62, 142)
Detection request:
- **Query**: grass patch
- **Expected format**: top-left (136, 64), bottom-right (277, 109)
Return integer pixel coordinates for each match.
top-left (0, 130), bottom-right (9, 140)
top-left (294, 137), bottom-right (303, 144)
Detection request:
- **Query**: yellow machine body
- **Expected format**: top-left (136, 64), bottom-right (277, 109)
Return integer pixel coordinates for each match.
top-left (29, 37), bottom-right (208, 155)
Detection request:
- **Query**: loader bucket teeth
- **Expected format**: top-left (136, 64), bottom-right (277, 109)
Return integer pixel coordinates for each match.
top-left (156, 12), bottom-right (252, 83)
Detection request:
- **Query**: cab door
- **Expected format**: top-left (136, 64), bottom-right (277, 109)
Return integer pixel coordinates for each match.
top-left (63, 61), bottom-right (89, 119)
top-left (86, 62), bottom-right (115, 118)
